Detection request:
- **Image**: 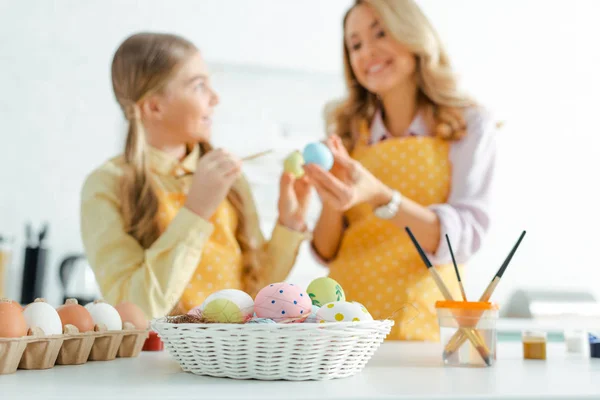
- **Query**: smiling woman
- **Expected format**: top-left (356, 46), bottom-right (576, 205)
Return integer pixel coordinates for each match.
top-left (306, 0), bottom-right (498, 341)
top-left (79, 32), bottom-right (313, 320)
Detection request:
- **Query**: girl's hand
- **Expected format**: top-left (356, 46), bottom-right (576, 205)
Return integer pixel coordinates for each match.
top-left (277, 173), bottom-right (312, 232)
top-left (184, 149), bottom-right (242, 220)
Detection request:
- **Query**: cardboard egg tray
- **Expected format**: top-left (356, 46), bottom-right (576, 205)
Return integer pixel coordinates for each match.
top-left (0, 323), bottom-right (149, 374)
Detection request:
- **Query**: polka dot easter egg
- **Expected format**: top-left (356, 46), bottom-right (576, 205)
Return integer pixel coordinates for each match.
top-left (316, 301), bottom-right (373, 323)
top-left (303, 142), bottom-right (334, 171)
top-left (307, 277), bottom-right (345, 307)
top-left (254, 283), bottom-right (312, 323)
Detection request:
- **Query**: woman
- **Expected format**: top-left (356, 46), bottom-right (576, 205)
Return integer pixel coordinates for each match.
top-left (80, 32), bottom-right (311, 319)
top-left (305, 0), bottom-right (497, 341)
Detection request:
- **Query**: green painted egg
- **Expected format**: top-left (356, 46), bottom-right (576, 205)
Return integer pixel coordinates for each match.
top-left (306, 277), bottom-right (345, 307)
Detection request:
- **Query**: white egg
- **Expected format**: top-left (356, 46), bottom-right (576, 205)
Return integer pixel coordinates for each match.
top-left (201, 289), bottom-right (254, 320)
top-left (23, 301), bottom-right (62, 335)
top-left (316, 301), bottom-right (373, 323)
top-left (85, 302), bottom-right (122, 331)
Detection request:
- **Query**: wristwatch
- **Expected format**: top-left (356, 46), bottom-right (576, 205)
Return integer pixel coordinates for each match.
top-left (373, 190), bottom-right (403, 219)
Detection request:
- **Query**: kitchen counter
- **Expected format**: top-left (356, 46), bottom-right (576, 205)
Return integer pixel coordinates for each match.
top-left (1, 340), bottom-right (598, 400)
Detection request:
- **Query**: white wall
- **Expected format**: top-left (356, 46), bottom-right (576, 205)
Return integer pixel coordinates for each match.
top-left (1, 0), bottom-right (599, 309)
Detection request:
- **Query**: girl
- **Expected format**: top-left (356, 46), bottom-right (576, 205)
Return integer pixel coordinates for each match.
top-left (305, 0), bottom-right (498, 341)
top-left (80, 32), bottom-right (311, 319)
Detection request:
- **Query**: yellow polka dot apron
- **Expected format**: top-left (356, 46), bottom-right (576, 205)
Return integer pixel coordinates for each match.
top-left (328, 123), bottom-right (462, 341)
top-left (159, 193), bottom-right (244, 313)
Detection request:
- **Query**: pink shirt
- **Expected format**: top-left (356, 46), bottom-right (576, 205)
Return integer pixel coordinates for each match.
top-left (369, 106), bottom-right (497, 265)
top-left (311, 106), bottom-right (497, 266)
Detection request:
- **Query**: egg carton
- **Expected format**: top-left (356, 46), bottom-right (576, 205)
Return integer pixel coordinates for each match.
top-left (0, 337), bottom-right (30, 374)
top-left (88, 323), bottom-right (149, 361)
top-left (16, 327), bottom-right (65, 370)
top-left (118, 323), bottom-right (150, 358)
top-left (0, 324), bottom-right (150, 374)
top-left (55, 324), bottom-right (102, 366)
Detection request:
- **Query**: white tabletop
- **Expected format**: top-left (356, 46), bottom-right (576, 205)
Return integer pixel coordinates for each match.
top-left (1, 341), bottom-right (598, 400)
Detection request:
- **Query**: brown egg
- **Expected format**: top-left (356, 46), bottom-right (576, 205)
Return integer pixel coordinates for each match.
top-left (57, 298), bottom-right (95, 333)
top-left (0, 298), bottom-right (27, 338)
top-left (115, 302), bottom-right (148, 330)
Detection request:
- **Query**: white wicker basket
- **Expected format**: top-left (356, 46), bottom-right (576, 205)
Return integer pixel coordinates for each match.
top-left (151, 317), bottom-right (394, 381)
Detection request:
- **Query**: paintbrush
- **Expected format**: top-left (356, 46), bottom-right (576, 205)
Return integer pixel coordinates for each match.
top-left (177, 149), bottom-right (274, 178)
top-left (405, 227), bottom-right (492, 366)
top-left (446, 234), bottom-right (467, 301)
top-left (240, 149), bottom-right (274, 161)
top-left (443, 230), bottom-right (527, 358)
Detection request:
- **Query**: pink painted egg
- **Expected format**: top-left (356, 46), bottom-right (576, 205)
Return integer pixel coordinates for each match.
top-left (254, 283), bottom-right (312, 323)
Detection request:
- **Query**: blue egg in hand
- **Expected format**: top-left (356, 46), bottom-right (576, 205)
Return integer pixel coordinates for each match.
top-left (303, 142), bottom-right (334, 171)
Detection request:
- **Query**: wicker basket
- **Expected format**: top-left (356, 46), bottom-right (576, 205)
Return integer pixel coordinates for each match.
top-left (151, 317), bottom-right (393, 381)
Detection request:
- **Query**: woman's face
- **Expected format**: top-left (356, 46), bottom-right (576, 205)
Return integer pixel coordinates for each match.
top-left (145, 51), bottom-right (219, 145)
top-left (345, 4), bottom-right (417, 96)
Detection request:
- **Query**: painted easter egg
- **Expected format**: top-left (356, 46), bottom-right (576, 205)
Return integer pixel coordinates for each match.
top-left (304, 305), bottom-right (321, 323)
top-left (316, 301), bottom-right (373, 323)
top-left (306, 277), bottom-right (345, 307)
top-left (283, 150), bottom-right (305, 178)
top-left (303, 142), bottom-right (333, 171)
top-left (254, 283), bottom-right (312, 322)
top-left (199, 289), bottom-right (254, 323)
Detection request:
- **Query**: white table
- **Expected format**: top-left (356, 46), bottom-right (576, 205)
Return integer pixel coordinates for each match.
top-left (1, 341), bottom-right (598, 400)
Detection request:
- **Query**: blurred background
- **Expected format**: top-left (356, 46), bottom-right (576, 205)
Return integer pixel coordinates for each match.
top-left (0, 0), bottom-right (599, 317)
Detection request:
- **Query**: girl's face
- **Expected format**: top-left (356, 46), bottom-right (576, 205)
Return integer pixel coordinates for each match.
top-left (345, 4), bottom-right (417, 96)
top-left (143, 51), bottom-right (219, 146)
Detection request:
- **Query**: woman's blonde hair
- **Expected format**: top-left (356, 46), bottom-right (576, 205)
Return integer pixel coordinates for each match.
top-left (111, 32), bottom-right (244, 249)
top-left (326, 0), bottom-right (475, 150)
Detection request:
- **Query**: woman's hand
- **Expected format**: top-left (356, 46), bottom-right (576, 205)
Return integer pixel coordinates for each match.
top-left (304, 136), bottom-right (393, 211)
top-left (277, 173), bottom-right (312, 232)
top-left (184, 148), bottom-right (242, 220)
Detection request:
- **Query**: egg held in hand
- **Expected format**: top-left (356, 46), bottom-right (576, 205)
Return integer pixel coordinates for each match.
top-left (283, 150), bottom-right (305, 178)
top-left (303, 142), bottom-right (334, 171)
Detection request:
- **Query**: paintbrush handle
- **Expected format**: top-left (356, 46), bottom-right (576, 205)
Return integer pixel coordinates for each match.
top-left (429, 268), bottom-right (454, 301)
top-left (459, 285), bottom-right (468, 302)
top-left (478, 277), bottom-right (500, 302)
top-left (241, 149), bottom-right (273, 161)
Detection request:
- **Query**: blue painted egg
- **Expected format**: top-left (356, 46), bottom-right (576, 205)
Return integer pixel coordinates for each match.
top-left (304, 305), bottom-right (321, 323)
top-left (303, 142), bottom-right (334, 171)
